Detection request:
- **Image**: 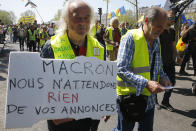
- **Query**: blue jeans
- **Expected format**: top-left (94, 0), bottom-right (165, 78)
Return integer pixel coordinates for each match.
top-left (113, 98), bottom-right (155, 131)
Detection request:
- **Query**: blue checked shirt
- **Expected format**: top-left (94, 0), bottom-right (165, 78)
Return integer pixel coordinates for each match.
top-left (117, 29), bottom-right (168, 110)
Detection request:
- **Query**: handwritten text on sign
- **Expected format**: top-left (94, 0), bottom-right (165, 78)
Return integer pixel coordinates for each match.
top-left (5, 52), bottom-right (117, 128)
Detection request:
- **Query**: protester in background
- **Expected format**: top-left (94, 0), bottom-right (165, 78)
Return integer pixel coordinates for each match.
top-left (40, 0), bottom-right (104, 130)
top-left (180, 22), bottom-right (196, 76)
top-left (0, 24), bottom-right (4, 44)
top-left (27, 24), bottom-right (37, 52)
top-left (95, 24), bottom-right (106, 60)
top-left (35, 23), bottom-right (41, 52)
top-left (125, 22), bottom-right (131, 29)
top-left (104, 17), bottom-right (122, 61)
top-left (8, 24), bottom-right (13, 43)
top-left (114, 7), bottom-right (170, 131)
top-left (91, 20), bottom-right (100, 37)
top-left (18, 23), bottom-right (26, 51)
top-left (120, 21), bottom-right (128, 35)
top-left (156, 9), bottom-right (176, 112)
top-left (48, 23), bottom-right (55, 37)
top-left (176, 23), bottom-right (189, 65)
top-left (40, 26), bottom-right (49, 50)
top-left (12, 25), bottom-right (18, 43)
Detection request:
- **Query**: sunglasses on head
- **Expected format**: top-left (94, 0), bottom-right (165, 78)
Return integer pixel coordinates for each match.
top-left (168, 17), bottom-right (175, 21)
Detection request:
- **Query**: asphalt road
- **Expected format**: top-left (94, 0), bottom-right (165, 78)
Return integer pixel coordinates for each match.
top-left (0, 43), bottom-right (195, 131)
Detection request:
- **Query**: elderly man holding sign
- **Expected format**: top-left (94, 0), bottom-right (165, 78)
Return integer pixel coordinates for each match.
top-left (40, 0), bottom-right (104, 130)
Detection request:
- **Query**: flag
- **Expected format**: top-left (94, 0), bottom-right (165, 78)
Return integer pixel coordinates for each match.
top-left (181, 14), bottom-right (187, 24)
top-left (111, 11), bottom-right (116, 18)
top-left (119, 6), bottom-right (126, 15)
top-left (115, 8), bottom-right (120, 16)
top-left (107, 12), bottom-right (112, 19)
top-left (187, 19), bottom-right (194, 26)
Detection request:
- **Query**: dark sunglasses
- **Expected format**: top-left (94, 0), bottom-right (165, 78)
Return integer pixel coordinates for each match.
top-left (168, 17), bottom-right (175, 21)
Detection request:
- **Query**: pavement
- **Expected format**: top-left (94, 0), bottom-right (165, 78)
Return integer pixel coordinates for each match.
top-left (0, 43), bottom-right (195, 131)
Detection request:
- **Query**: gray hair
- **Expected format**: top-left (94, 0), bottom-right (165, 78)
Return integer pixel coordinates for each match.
top-left (144, 7), bottom-right (167, 23)
top-left (56, 0), bottom-right (94, 36)
top-left (110, 17), bottom-right (119, 26)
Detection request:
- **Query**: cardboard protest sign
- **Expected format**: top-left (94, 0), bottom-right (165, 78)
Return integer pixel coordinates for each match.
top-left (5, 52), bottom-right (117, 128)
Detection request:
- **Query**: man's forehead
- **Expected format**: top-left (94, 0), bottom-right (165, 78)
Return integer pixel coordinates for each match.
top-left (69, 2), bottom-right (90, 14)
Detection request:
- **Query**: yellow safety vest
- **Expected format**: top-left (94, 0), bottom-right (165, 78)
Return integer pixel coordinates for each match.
top-left (8, 26), bottom-right (12, 33)
top-left (90, 25), bottom-right (100, 37)
top-left (40, 32), bottom-right (49, 46)
top-left (51, 32), bottom-right (104, 60)
top-left (105, 27), bottom-right (122, 51)
top-left (116, 29), bottom-right (153, 96)
top-left (28, 29), bottom-right (36, 41)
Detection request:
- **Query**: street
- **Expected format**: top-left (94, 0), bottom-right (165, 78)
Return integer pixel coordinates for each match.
top-left (0, 43), bottom-right (195, 131)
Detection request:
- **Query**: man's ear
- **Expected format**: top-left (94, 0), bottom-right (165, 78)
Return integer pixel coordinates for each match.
top-left (144, 17), bottom-right (148, 23)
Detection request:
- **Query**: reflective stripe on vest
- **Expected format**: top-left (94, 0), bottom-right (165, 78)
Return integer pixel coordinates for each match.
top-left (28, 30), bottom-right (36, 41)
top-left (131, 66), bottom-right (150, 74)
top-left (116, 29), bottom-right (151, 96)
top-left (51, 32), bottom-right (104, 60)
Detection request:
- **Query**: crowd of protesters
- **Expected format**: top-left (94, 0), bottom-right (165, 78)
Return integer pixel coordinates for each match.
top-left (0, 21), bottom-right (55, 51)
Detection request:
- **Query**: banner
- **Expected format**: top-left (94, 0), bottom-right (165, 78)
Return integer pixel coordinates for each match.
top-left (18, 16), bottom-right (36, 24)
top-left (5, 52), bottom-right (117, 128)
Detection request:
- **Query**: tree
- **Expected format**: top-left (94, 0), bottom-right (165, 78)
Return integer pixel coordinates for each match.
top-left (20, 10), bottom-right (35, 17)
top-left (9, 11), bottom-right (17, 23)
top-left (117, 10), bottom-right (135, 25)
top-left (53, 9), bottom-right (62, 21)
top-left (0, 10), bottom-right (16, 24)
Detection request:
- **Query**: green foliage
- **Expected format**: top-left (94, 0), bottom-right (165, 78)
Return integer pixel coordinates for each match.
top-left (53, 9), bottom-right (62, 21)
top-left (117, 10), bottom-right (135, 25)
top-left (0, 10), bottom-right (16, 24)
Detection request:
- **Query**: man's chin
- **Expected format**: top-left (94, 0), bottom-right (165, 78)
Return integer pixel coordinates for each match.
top-left (153, 34), bottom-right (159, 39)
top-left (77, 32), bottom-right (87, 36)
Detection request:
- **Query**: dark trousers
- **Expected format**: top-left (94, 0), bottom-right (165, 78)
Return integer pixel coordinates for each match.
top-left (13, 35), bottom-right (18, 43)
top-left (114, 97), bottom-right (155, 131)
top-left (180, 48), bottom-right (191, 71)
top-left (36, 38), bottom-right (40, 52)
top-left (29, 40), bottom-right (36, 52)
top-left (0, 34), bottom-right (3, 43)
top-left (19, 37), bottom-right (25, 51)
top-left (162, 64), bottom-right (175, 104)
top-left (48, 118), bottom-right (100, 131)
top-left (180, 44), bottom-right (196, 73)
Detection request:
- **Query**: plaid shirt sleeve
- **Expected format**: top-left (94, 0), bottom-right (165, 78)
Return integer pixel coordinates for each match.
top-left (117, 32), bottom-right (148, 96)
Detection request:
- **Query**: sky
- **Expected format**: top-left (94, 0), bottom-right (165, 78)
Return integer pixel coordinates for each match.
top-left (0, 0), bottom-right (168, 23)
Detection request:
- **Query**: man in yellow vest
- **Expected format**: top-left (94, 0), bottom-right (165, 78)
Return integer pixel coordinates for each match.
top-left (114, 7), bottom-right (171, 131)
top-left (104, 17), bottom-right (122, 61)
top-left (27, 24), bottom-right (37, 52)
top-left (90, 20), bottom-right (100, 37)
top-left (40, 26), bottom-right (49, 50)
top-left (40, 0), bottom-right (104, 131)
